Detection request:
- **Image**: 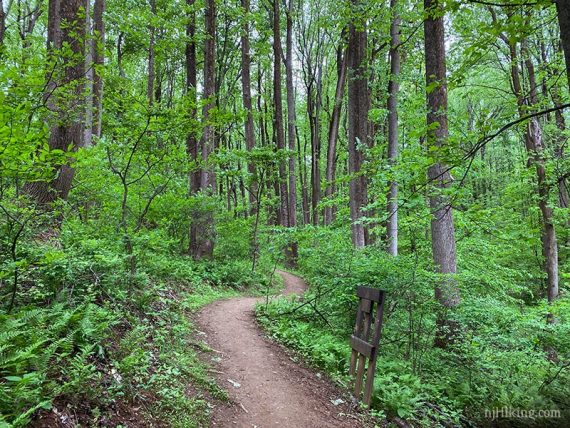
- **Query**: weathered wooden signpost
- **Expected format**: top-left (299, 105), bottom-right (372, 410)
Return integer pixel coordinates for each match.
top-left (349, 286), bottom-right (386, 406)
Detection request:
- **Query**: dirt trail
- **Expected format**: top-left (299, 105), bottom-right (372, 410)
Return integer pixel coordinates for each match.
top-left (196, 270), bottom-right (364, 428)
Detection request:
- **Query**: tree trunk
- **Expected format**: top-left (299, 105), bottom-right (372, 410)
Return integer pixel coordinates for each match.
top-left (324, 44), bottom-right (347, 226)
top-left (347, 0), bottom-right (369, 248)
top-left (0, 0), bottom-right (6, 47)
top-left (192, 0), bottom-right (217, 259)
top-left (92, 0), bottom-right (105, 139)
top-left (147, 0), bottom-right (156, 106)
top-left (240, 0), bottom-right (257, 214)
top-left (272, 0), bottom-right (289, 227)
top-left (310, 63), bottom-right (323, 226)
top-left (25, 0), bottom-right (86, 204)
top-left (424, 0), bottom-right (459, 347)
top-left (556, 0), bottom-right (570, 91)
top-left (84, 0), bottom-right (93, 147)
top-left (386, 0), bottom-right (400, 256)
top-left (186, 0), bottom-right (201, 255)
top-left (521, 42), bottom-right (559, 307)
top-left (284, 0), bottom-right (298, 266)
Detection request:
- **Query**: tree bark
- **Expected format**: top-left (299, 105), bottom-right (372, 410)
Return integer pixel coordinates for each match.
top-left (240, 0), bottom-right (257, 214)
top-left (84, 0), bottom-right (93, 147)
top-left (386, 0), bottom-right (401, 256)
top-left (272, 0), bottom-right (289, 227)
top-left (324, 44), bottom-right (347, 226)
top-left (284, 0), bottom-right (298, 266)
top-left (25, 0), bottom-right (86, 204)
top-left (192, 0), bottom-right (217, 259)
top-left (92, 0), bottom-right (105, 139)
top-left (556, 0), bottom-right (570, 91)
top-left (147, 0), bottom-right (156, 106)
top-left (347, 0), bottom-right (369, 248)
top-left (520, 42), bottom-right (559, 307)
top-left (0, 0), bottom-right (6, 47)
top-left (424, 0), bottom-right (459, 347)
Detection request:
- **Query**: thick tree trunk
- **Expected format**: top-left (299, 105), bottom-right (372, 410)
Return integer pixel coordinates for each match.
top-left (386, 0), bottom-right (400, 256)
top-left (347, 0), bottom-right (369, 248)
top-left (272, 0), bottom-right (289, 227)
top-left (92, 0), bottom-right (105, 140)
top-left (424, 0), bottom-right (459, 347)
top-left (147, 0), bottom-right (156, 106)
top-left (240, 0), bottom-right (257, 215)
top-left (324, 45), bottom-right (347, 226)
top-left (26, 0), bottom-right (86, 204)
top-left (556, 0), bottom-right (570, 91)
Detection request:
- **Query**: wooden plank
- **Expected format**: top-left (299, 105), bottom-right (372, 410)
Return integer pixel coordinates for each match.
top-left (349, 349), bottom-right (358, 376)
top-left (363, 357), bottom-right (377, 406)
top-left (357, 287), bottom-right (384, 303)
top-left (354, 354), bottom-right (366, 397)
top-left (351, 335), bottom-right (374, 358)
top-left (359, 298), bottom-right (372, 314)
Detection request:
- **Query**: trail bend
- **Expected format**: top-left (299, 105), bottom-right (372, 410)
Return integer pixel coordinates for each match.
top-left (196, 270), bottom-right (364, 428)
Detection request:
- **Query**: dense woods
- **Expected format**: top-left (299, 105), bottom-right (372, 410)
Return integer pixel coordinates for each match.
top-left (0, 0), bottom-right (569, 426)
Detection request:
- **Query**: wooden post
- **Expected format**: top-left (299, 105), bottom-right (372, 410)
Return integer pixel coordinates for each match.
top-left (349, 286), bottom-right (386, 406)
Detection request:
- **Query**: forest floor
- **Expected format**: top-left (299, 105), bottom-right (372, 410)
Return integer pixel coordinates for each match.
top-left (196, 270), bottom-right (368, 428)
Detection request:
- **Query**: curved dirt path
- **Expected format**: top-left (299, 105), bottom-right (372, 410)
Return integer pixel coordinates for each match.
top-left (196, 270), bottom-right (364, 428)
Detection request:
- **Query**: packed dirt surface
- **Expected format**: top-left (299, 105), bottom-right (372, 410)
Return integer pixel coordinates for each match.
top-left (196, 270), bottom-right (365, 428)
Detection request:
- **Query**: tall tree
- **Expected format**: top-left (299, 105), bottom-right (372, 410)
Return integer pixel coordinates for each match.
top-left (147, 0), bottom-right (157, 106)
top-left (0, 0), bottom-right (6, 47)
top-left (240, 0), bottom-right (257, 214)
top-left (92, 0), bottom-right (105, 139)
top-left (521, 41), bottom-right (559, 307)
top-left (556, 0), bottom-right (570, 90)
top-left (190, 0), bottom-right (217, 259)
top-left (272, 0), bottom-right (289, 227)
top-left (424, 0), bottom-right (459, 347)
top-left (285, 0), bottom-right (297, 228)
top-left (324, 43), bottom-right (347, 226)
top-left (386, 0), bottom-right (401, 256)
top-left (26, 0), bottom-right (86, 204)
top-left (347, 0), bottom-right (369, 248)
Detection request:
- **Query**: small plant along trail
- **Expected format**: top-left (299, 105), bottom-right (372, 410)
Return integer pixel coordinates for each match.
top-left (197, 270), bottom-right (364, 427)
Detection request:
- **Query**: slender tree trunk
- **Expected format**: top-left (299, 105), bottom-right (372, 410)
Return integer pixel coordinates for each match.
top-left (521, 42), bottom-right (559, 307)
top-left (191, 0), bottom-right (217, 259)
top-left (310, 64), bottom-right (323, 225)
top-left (347, 0), bottom-right (369, 248)
top-left (324, 45), bottom-right (347, 226)
top-left (556, 0), bottom-right (570, 90)
top-left (147, 0), bottom-right (156, 106)
top-left (386, 0), bottom-right (401, 256)
top-left (424, 0), bottom-right (459, 347)
top-left (84, 0), bottom-right (93, 147)
top-left (0, 0), bottom-right (6, 47)
top-left (25, 0), bottom-right (86, 204)
top-left (240, 0), bottom-right (257, 214)
top-left (285, 1), bottom-right (297, 228)
top-left (92, 0), bottom-right (105, 139)
top-left (186, 0), bottom-right (201, 255)
top-left (272, 0), bottom-right (288, 227)
top-left (284, 0), bottom-right (298, 266)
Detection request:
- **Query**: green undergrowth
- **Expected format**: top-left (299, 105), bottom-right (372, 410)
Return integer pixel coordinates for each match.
top-left (0, 216), bottom-right (273, 427)
top-left (256, 226), bottom-right (570, 428)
